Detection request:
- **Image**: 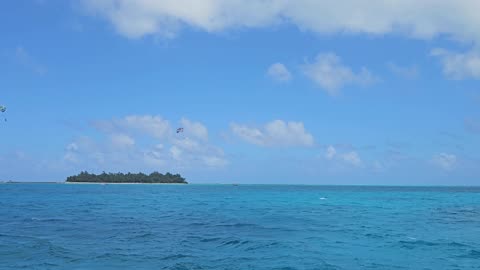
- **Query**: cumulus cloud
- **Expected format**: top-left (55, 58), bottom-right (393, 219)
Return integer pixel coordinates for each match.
top-left (143, 144), bottom-right (167, 167)
top-left (122, 115), bottom-right (172, 138)
top-left (231, 120), bottom-right (314, 147)
top-left (267, 63), bottom-right (292, 82)
top-left (110, 133), bottom-right (135, 149)
top-left (431, 153), bottom-right (457, 171)
top-left (302, 53), bottom-right (377, 95)
top-left (180, 118), bottom-right (208, 141)
top-left (62, 137), bottom-right (105, 166)
top-left (81, 1), bottom-right (480, 45)
top-left (65, 115), bottom-right (227, 171)
top-left (431, 48), bottom-right (480, 80)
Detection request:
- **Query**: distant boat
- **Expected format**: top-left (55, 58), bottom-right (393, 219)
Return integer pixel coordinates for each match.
top-left (233, 183), bottom-right (239, 186)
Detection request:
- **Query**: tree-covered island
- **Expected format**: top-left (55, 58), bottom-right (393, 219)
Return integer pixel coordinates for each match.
top-left (66, 171), bottom-right (187, 184)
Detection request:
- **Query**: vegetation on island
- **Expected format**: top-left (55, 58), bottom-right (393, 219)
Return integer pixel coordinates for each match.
top-left (66, 171), bottom-right (187, 184)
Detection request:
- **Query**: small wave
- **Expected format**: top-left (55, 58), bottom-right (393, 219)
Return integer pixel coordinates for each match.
top-left (467, 249), bottom-right (480, 258)
top-left (364, 233), bottom-right (384, 239)
top-left (456, 249), bottom-right (480, 259)
top-left (168, 262), bottom-right (205, 270)
top-left (399, 239), bottom-right (474, 250)
top-left (398, 239), bottom-right (439, 248)
top-left (189, 222), bottom-right (208, 226)
top-left (219, 239), bottom-right (250, 247)
top-left (161, 254), bottom-right (194, 260)
top-left (30, 217), bottom-right (66, 222)
top-left (244, 241), bottom-right (281, 251)
top-left (200, 237), bottom-right (222, 243)
top-left (447, 241), bottom-right (471, 248)
top-left (131, 232), bottom-right (155, 239)
top-left (215, 223), bottom-right (257, 228)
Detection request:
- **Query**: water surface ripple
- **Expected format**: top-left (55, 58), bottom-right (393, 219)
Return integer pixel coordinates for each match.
top-left (1, 184), bottom-right (479, 269)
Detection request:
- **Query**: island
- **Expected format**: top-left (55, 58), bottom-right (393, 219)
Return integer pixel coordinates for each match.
top-left (66, 171), bottom-right (187, 184)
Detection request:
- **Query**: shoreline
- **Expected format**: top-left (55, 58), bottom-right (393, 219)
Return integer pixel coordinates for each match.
top-left (65, 182), bottom-right (188, 185)
top-left (1, 182), bottom-right (187, 185)
top-left (2, 182), bottom-right (480, 188)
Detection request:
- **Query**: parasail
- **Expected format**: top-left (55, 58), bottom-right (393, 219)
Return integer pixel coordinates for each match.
top-left (0, 105), bottom-right (6, 121)
top-left (176, 127), bottom-right (184, 133)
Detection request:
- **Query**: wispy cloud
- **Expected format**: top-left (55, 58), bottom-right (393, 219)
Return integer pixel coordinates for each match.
top-left (431, 153), bottom-right (457, 171)
top-left (341, 151), bottom-right (362, 167)
top-left (302, 53), bottom-right (377, 95)
top-left (231, 120), bottom-right (314, 147)
top-left (387, 62), bottom-right (419, 79)
top-left (14, 46), bottom-right (47, 75)
top-left (324, 145), bottom-right (362, 167)
top-left (267, 63), bottom-right (292, 82)
top-left (431, 48), bottom-right (480, 80)
top-left (93, 115), bottom-right (172, 139)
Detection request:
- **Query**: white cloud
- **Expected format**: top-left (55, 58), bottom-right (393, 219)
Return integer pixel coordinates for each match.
top-left (180, 118), bottom-right (208, 141)
top-left (172, 137), bottom-right (202, 152)
top-left (202, 155), bottom-right (228, 167)
top-left (231, 120), bottom-right (314, 147)
top-left (121, 115), bottom-right (171, 139)
top-left (143, 144), bottom-right (167, 167)
top-left (387, 62), bottom-right (419, 79)
top-left (431, 48), bottom-right (480, 80)
top-left (94, 115), bottom-right (172, 139)
top-left (342, 151), bottom-right (362, 167)
top-left (65, 115), bottom-right (227, 170)
top-left (66, 143), bottom-right (79, 152)
top-left (63, 152), bottom-right (79, 164)
top-left (325, 145), bottom-right (336, 160)
top-left (110, 133), bottom-right (135, 149)
top-left (267, 63), bottom-right (292, 82)
top-left (431, 153), bottom-right (457, 171)
top-left (168, 139), bottom-right (227, 168)
top-left (82, 1), bottom-right (480, 45)
top-left (82, 0), bottom-right (285, 38)
top-left (302, 53), bottom-right (377, 95)
top-left (169, 145), bottom-right (182, 161)
top-left (324, 145), bottom-right (362, 167)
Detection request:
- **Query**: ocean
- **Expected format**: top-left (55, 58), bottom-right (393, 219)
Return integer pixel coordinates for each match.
top-left (1, 184), bottom-right (479, 269)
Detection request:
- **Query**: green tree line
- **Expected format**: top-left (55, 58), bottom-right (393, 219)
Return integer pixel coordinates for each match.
top-left (66, 171), bottom-right (187, 184)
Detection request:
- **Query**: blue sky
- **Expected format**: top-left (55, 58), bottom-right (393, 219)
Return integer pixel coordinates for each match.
top-left (1, 0), bottom-right (480, 184)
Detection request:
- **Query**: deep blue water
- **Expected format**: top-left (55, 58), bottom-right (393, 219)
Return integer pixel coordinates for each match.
top-left (1, 184), bottom-right (480, 270)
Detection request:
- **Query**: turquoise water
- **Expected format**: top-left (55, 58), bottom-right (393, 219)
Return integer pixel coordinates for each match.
top-left (1, 184), bottom-right (480, 270)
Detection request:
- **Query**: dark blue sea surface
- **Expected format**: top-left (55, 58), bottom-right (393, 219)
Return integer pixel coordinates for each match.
top-left (1, 184), bottom-right (480, 270)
